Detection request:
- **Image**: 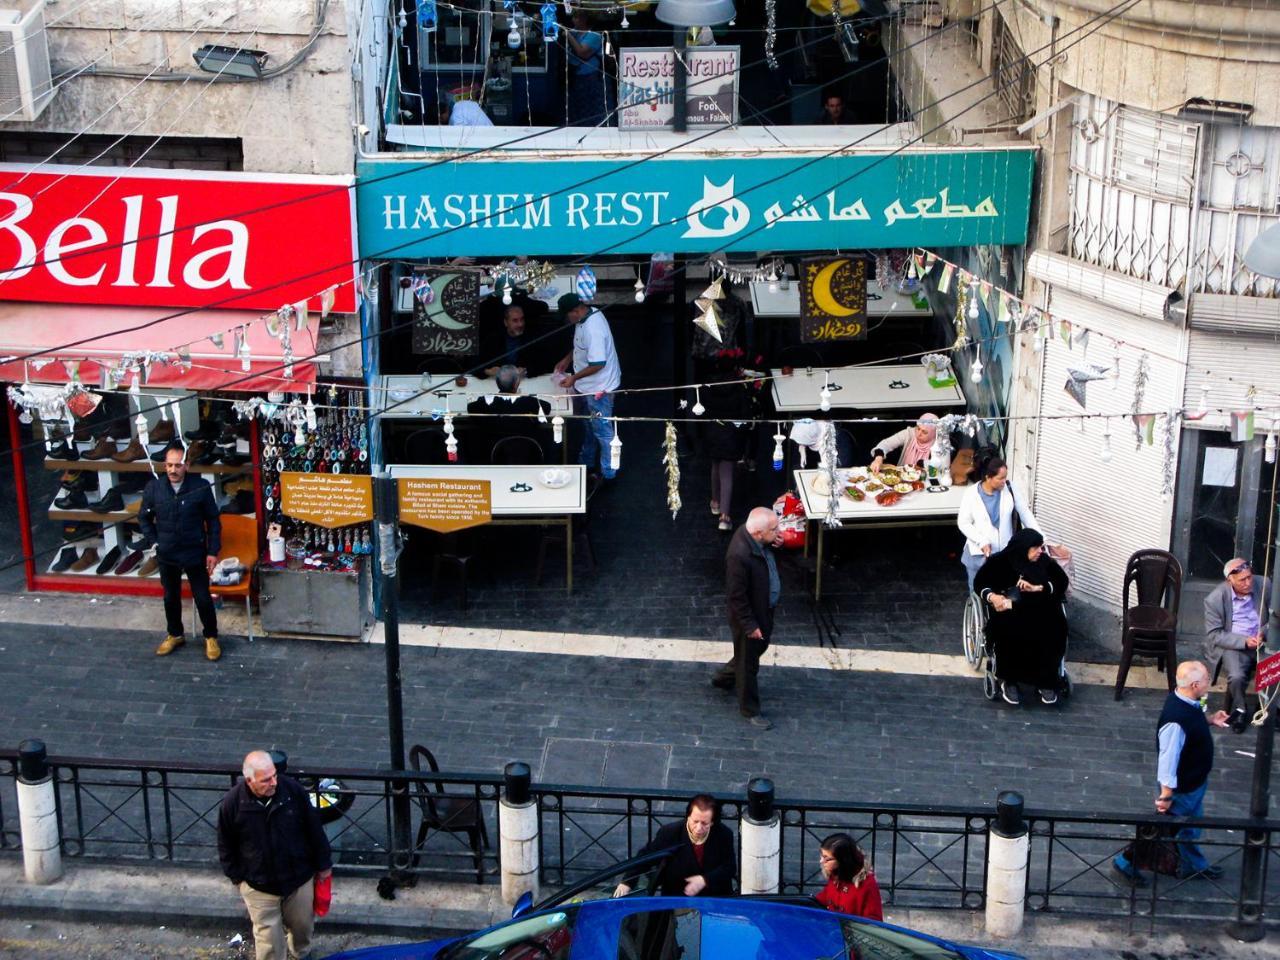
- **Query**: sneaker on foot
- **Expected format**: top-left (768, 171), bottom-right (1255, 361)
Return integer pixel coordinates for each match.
top-left (1039, 688), bottom-right (1059, 705)
top-left (205, 636), bottom-right (222, 661)
top-left (155, 635), bottom-right (185, 656)
top-left (1110, 864), bottom-right (1148, 888)
top-left (709, 500), bottom-right (720, 515)
top-left (745, 714), bottom-right (773, 730)
top-left (1001, 682), bottom-right (1021, 706)
top-left (718, 517), bottom-right (732, 531)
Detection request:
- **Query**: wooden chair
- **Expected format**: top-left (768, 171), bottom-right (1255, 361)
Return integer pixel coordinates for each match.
top-left (408, 744), bottom-right (490, 883)
top-left (1115, 549), bottom-right (1183, 700)
top-left (197, 513), bottom-right (260, 640)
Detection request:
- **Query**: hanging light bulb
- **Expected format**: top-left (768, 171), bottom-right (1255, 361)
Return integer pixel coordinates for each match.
top-left (446, 435), bottom-right (459, 462)
top-left (443, 413), bottom-right (455, 438)
top-left (609, 423), bottom-right (622, 472)
top-left (238, 328), bottom-right (252, 372)
top-left (1100, 422), bottom-right (1114, 463)
top-left (967, 285), bottom-right (980, 321)
top-left (128, 374), bottom-right (141, 403)
top-left (507, 18), bottom-right (521, 48)
top-left (294, 421), bottom-right (306, 446)
top-left (620, 6), bottom-right (629, 28)
top-left (768, 268), bottom-right (779, 294)
top-left (970, 346), bottom-right (984, 385)
top-left (1197, 385), bottom-right (1209, 419)
top-left (552, 415), bottom-right (564, 444)
top-left (537, 403), bottom-right (548, 424)
top-left (398, 4), bottom-right (407, 30)
top-left (305, 391), bottom-right (318, 431)
top-left (692, 387), bottom-right (705, 416)
top-left (772, 427), bottom-right (785, 472)
top-left (819, 374), bottom-right (832, 412)
top-left (634, 272), bottom-right (645, 303)
top-left (1268, 422), bottom-right (1277, 464)
top-left (135, 413), bottom-right (150, 447)
top-left (1033, 327), bottom-right (1045, 354)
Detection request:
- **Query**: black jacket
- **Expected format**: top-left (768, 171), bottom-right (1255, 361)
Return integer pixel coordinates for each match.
top-left (217, 775), bottom-right (332, 897)
top-left (726, 525), bottom-right (775, 639)
top-left (139, 474), bottom-right (221, 566)
top-left (637, 820), bottom-right (736, 897)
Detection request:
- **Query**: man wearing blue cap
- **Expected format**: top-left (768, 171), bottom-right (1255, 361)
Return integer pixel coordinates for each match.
top-left (554, 293), bottom-right (622, 482)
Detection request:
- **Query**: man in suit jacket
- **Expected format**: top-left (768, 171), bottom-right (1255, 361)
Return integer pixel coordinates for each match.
top-left (1203, 557), bottom-right (1273, 733)
top-left (139, 443), bottom-right (222, 660)
top-left (712, 507), bottom-right (782, 730)
top-left (614, 795), bottom-right (736, 898)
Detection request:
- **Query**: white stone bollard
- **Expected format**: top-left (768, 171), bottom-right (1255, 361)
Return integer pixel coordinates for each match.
top-left (499, 763), bottom-right (539, 905)
top-left (16, 740), bottom-right (62, 885)
top-left (740, 777), bottom-right (780, 895)
top-left (985, 791), bottom-right (1028, 939)
top-left (740, 814), bottom-right (780, 894)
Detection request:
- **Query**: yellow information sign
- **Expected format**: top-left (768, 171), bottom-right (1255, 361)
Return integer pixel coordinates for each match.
top-left (280, 472), bottom-right (374, 529)
top-left (397, 477), bottom-right (492, 533)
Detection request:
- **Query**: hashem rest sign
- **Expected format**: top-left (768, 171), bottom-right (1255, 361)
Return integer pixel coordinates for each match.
top-left (397, 477), bottom-right (491, 533)
top-left (280, 473), bottom-right (374, 529)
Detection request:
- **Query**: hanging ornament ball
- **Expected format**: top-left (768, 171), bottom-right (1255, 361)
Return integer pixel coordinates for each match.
top-left (508, 23), bottom-right (521, 48)
top-left (576, 265), bottom-right (597, 301)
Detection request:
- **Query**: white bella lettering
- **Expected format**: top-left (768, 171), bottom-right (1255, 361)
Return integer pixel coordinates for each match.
top-left (45, 217), bottom-right (108, 286)
top-left (182, 220), bottom-right (250, 290)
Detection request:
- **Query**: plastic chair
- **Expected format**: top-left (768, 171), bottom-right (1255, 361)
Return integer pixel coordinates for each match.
top-left (408, 744), bottom-right (490, 883)
top-left (197, 513), bottom-right (259, 640)
top-left (491, 435), bottom-right (545, 465)
top-left (1115, 549), bottom-right (1183, 700)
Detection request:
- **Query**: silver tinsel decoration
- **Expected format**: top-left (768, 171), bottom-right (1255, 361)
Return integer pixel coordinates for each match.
top-left (819, 421), bottom-right (841, 528)
top-left (1130, 352), bottom-right (1150, 450)
top-left (1161, 409), bottom-right (1179, 497)
top-left (764, 0), bottom-right (778, 69)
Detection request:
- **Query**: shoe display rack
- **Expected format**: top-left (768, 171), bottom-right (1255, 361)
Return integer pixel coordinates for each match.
top-left (41, 404), bottom-right (252, 580)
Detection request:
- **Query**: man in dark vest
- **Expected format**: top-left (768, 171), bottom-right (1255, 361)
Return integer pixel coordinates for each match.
top-left (1112, 660), bottom-right (1230, 885)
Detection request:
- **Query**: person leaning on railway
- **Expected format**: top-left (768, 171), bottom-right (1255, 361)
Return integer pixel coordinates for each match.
top-left (613, 794), bottom-right (736, 898)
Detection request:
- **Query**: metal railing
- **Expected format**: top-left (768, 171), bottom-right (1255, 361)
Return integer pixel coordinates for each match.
top-left (3, 749), bottom-right (1278, 927)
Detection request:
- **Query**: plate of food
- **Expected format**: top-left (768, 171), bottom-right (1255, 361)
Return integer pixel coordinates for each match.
top-left (899, 467), bottom-right (922, 482)
top-left (846, 471), bottom-right (869, 484)
top-left (893, 482), bottom-right (914, 494)
top-left (538, 468), bottom-right (573, 489)
top-left (863, 479), bottom-right (883, 493)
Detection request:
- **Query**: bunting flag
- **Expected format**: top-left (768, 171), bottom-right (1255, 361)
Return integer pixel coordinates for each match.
top-left (937, 263), bottom-right (954, 294)
top-left (997, 293), bottom-right (1011, 325)
top-left (320, 285), bottom-right (337, 318)
top-left (1231, 409), bottom-right (1256, 442)
top-left (1132, 413), bottom-right (1156, 446)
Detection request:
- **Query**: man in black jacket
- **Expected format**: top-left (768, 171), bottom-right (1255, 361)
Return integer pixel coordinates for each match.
top-left (139, 443), bottom-right (222, 660)
top-left (613, 794), bottom-right (736, 898)
top-left (218, 751), bottom-right (332, 960)
top-left (712, 507), bottom-right (782, 730)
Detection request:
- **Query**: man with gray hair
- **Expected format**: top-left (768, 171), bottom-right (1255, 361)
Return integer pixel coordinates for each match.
top-left (713, 506), bottom-right (783, 730)
top-left (217, 750), bottom-right (332, 960)
top-left (1204, 556), bottom-right (1272, 733)
top-left (1112, 661), bottom-right (1229, 886)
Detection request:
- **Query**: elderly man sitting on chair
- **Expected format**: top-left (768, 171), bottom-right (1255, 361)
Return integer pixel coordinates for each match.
top-left (1204, 557), bottom-right (1274, 734)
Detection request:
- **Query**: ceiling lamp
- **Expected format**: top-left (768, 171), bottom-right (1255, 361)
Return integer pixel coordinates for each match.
top-left (1244, 223), bottom-right (1280, 280)
top-left (655, 0), bottom-right (735, 26)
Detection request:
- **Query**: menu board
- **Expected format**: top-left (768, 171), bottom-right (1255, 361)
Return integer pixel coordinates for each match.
top-left (280, 473), bottom-right (374, 529)
top-left (397, 477), bottom-right (492, 533)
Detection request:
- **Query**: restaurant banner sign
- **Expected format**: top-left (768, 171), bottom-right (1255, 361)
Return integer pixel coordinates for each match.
top-left (280, 472), bottom-right (374, 528)
top-left (0, 164), bottom-right (358, 311)
top-left (397, 477), bottom-right (491, 533)
top-left (617, 46), bottom-right (740, 130)
top-left (356, 148), bottom-right (1035, 257)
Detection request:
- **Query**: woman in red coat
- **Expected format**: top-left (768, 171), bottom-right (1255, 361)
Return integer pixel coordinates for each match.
top-left (816, 833), bottom-right (883, 920)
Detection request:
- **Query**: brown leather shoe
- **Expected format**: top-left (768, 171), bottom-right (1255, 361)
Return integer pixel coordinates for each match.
top-left (111, 438), bottom-right (146, 462)
top-left (185, 440), bottom-right (207, 464)
top-left (69, 547), bottom-right (99, 572)
top-left (204, 636), bottom-right (222, 661)
top-left (149, 420), bottom-right (175, 444)
top-left (137, 552), bottom-right (160, 576)
top-left (155, 635), bottom-right (185, 656)
top-left (83, 435), bottom-right (118, 460)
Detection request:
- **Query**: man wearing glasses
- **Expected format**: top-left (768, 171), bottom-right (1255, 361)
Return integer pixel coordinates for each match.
top-left (1204, 557), bottom-right (1272, 733)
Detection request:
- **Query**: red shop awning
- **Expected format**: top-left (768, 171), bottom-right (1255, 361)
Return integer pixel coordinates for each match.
top-left (0, 301), bottom-right (326, 393)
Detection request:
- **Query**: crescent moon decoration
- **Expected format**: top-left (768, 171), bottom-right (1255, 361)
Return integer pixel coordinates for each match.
top-left (801, 257), bottom-right (868, 343)
top-left (423, 275), bottom-right (472, 330)
top-left (412, 269), bottom-right (480, 356)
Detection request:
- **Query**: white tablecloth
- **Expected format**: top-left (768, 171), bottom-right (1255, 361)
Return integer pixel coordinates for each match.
top-left (388, 464), bottom-right (586, 515)
top-left (377, 373), bottom-right (574, 418)
top-left (770, 364), bottom-right (965, 412)
top-left (749, 279), bottom-right (932, 318)
top-left (793, 468), bottom-right (968, 522)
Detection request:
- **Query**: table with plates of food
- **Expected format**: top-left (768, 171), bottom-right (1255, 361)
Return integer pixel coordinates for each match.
top-left (794, 464), bottom-right (968, 599)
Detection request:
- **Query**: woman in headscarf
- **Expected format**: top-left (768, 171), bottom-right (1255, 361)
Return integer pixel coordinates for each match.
top-left (973, 528), bottom-right (1070, 707)
top-left (870, 413), bottom-right (947, 474)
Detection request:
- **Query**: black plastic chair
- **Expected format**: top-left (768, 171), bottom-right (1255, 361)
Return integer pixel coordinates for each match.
top-left (536, 482), bottom-right (598, 585)
top-left (491, 435), bottom-right (546, 465)
top-left (408, 744), bottom-right (490, 883)
top-left (1115, 549), bottom-right (1183, 700)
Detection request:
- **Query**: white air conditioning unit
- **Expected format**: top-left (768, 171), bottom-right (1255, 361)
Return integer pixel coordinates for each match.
top-left (0, 1), bottom-right (54, 122)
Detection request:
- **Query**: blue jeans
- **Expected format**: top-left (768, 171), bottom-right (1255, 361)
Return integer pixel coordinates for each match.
top-left (962, 550), bottom-right (986, 592)
top-left (1113, 780), bottom-right (1210, 877)
top-left (578, 392), bottom-right (616, 479)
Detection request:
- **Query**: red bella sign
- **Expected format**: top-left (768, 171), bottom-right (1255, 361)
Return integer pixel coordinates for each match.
top-left (0, 165), bottom-right (356, 312)
top-left (1256, 650), bottom-right (1280, 692)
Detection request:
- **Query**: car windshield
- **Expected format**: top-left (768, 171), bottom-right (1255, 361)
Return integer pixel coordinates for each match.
top-left (841, 918), bottom-right (963, 960)
top-left (440, 907), bottom-right (580, 960)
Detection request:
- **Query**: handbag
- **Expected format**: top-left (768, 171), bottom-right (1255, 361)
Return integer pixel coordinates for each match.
top-left (313, 874), bottom-right (332, 917)
top-left (1122, 819), bottom-right (1180, 876)
top-left (774, 492), bottom-right (806, 550)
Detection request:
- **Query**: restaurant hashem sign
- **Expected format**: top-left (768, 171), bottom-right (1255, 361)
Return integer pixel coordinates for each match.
top-left (356, 149), bottom-right (1035, 257)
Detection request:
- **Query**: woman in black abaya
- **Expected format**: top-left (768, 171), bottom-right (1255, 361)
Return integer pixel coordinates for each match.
top-left (974, 528), bottom-right (1070, 706)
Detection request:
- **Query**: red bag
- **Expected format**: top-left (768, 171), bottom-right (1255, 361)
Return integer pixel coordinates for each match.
top-left (774, 493), bottom-right (807, 550)
top-left (313, 874), bottom-right (332, 917)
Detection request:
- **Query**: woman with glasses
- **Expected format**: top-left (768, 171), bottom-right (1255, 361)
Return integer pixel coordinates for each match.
top-left (815, 833), bottom-right (882, 919)
top-left (974, 528), bottom-right (1071, 707)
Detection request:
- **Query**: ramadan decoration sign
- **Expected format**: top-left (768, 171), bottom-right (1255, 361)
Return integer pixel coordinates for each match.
top-left (800, 257), bottom-right (867, 343)
top-left (411, 269), bottom-right (480, 356)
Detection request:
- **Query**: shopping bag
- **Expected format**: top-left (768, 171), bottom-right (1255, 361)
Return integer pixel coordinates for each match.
top-left (1122, 821), bottom-right (1180, 876)
top-left (313, 874), bottom-right (332, 917)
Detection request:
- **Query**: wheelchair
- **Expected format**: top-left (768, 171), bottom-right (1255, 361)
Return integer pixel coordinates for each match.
top-left (962, 589), bottom-right (1073, 703)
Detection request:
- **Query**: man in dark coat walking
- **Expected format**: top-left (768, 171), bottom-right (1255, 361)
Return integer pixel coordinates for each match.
top-left (218, 750), bottom-right (332, 960)
top-left (713, 506), bottom-right (782, 730)
top-left (138, 442), bottom-right (222, 660)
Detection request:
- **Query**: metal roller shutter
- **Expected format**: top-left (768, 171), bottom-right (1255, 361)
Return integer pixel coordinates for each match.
top-left (1032, 289), bottom-right (1187, 608)
top-left (1183, 294), bottom-right (1280, 430)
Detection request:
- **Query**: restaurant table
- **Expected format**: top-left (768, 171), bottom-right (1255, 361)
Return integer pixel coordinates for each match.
top-left (389, 463), bottom-right (586, 592)
top-left (375, 373), bottom-right (575, 419)
top-left (770, 364), bottom-right (965, 413)
top-left (793, 468), bottom-right (969, 600)
top-left (749, 279), bottom-right (932, 318)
